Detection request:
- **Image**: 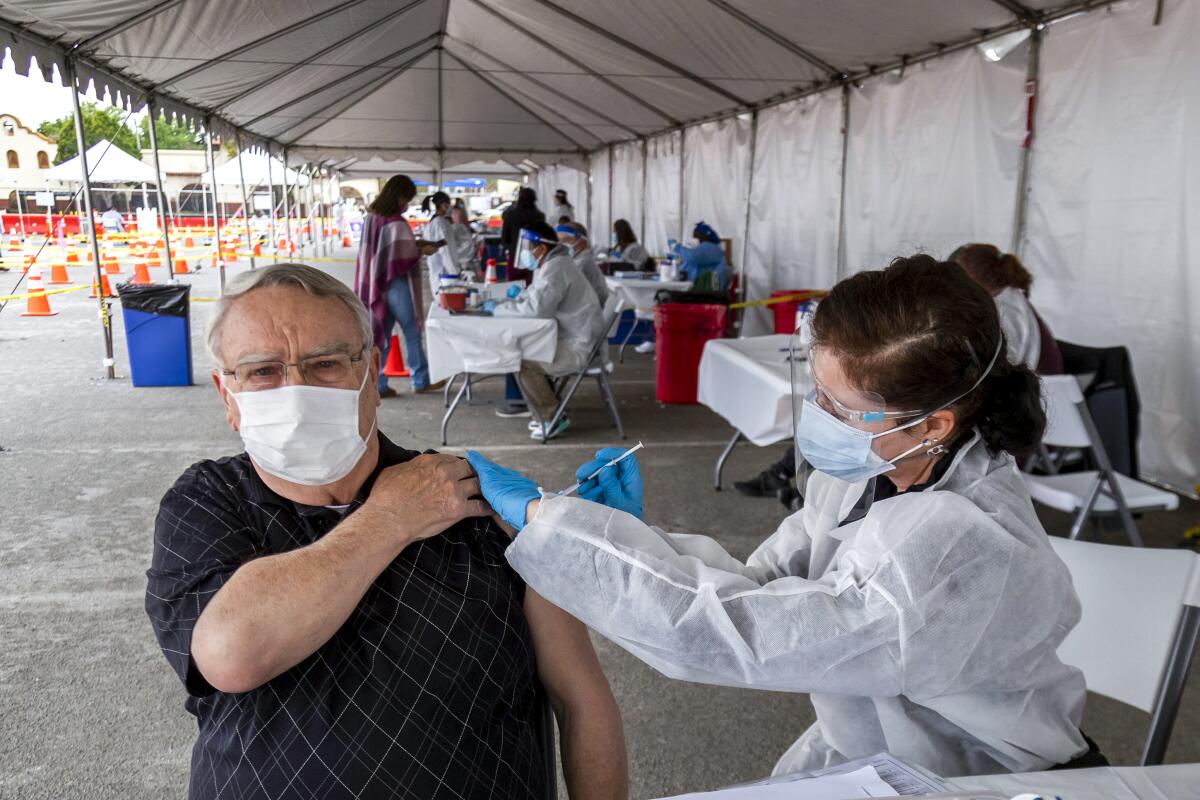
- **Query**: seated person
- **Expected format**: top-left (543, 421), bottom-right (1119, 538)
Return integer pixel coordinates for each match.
top-left (484, 223), bottom-right (605, 440)
top-left (557, 222), bottom-right (609, 305)
top-left (146, 263), bottom-right (626, 800)
top-left (950, 243), bottom-right (1063, 375)
top-left (609, 218), bottom-right (652, 271)
top-left (670, 221), bottom-right (727, 291)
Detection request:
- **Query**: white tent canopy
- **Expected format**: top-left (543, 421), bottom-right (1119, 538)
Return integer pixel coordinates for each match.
top-left (201, 151), bottom-right (309, 187)
top-left (0, 0), bottom-right (1196, 492)
top-left (44, 139), bottom-right (159, 185)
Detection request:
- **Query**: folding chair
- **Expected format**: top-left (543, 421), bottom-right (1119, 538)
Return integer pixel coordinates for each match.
top-left (1049, 537), bottom-right (1200, 764)
top-left (525, 294), bottom-right (627, 443)
top-left (1023, 375), bottom-right (1178, 546)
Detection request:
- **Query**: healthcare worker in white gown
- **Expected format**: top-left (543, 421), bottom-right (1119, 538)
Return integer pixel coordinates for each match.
top-left (467, 254), bottom-right (1096, 780)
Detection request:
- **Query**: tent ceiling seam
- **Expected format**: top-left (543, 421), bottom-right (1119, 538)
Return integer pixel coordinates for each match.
top-left (279, 44), bottom-right (438, 145)
top-left (242, 33), bottom-right (439, 129)
top-left (988, 0), bottom-right (1042, 23)
top-left (443, 50), bottom-right (588, 152)
top-left (465, 0), bottom-right (679, 126)
top-left (71, 0), bottom-right (191, 53)
top-left (445, 35), bottom-right (642, 138)
top-left (702, 0), bottom-right (845, 78)
top-left (525, 0), bottom-right (752, 108)
top-left (212, 0), bottom-right (433, 112)
top-left (153, 0), bottom-right (376, 90)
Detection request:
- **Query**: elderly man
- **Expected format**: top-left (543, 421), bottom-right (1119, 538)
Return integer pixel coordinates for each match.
top-left (145, 263), bottom-right (626, 800)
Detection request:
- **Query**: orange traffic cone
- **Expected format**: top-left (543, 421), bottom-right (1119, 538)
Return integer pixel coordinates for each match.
top-left (341, 234), bottom-right (352, 247)
top-left (147, 249), bottom-right (162, 267)
top-left (383, 334), bottom-right (410, 377)
top-left (22, 255), bottom-right (34, 273)
top-left (130, 259), bottom-right (152, 285)
top-left (20, 270), bottom-right (57, 317)
top-left (252, 242), bottom-right (263, 256)
top-left (173, 258), bottom-right (190, 275)
top-left (277, 237), bottom-right (288, 251)
top-left (90, 272), bottom-right (115, 298)
top-left (184, 236), bottom-right (196, 248)
top-left (48, 262), bottom-right (72, 285)
top-left (66, 252), bottom-right (79, 264)
top-left (6, 235), bottom-right (20, 251)
top-left (103, 256), bottom-right (121, 274)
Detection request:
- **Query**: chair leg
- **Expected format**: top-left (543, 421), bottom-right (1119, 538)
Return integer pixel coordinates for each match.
top-left (618, 314), bottom-right (638, 363)
top-left (440, 375), bottom-right (470, 447)
top-left (1069, 477), bottom-right (1103, 540)
top-left (597, 373), bottom-right (625, 439)
top-left (1142, 606), bottom-right (1200, 765)
top-left (714, 430), bottom-right (742, 491)
top-left (543, 370), bottom-right (588, 443)
top-left (1105, 469), bottom-right (1145, 547)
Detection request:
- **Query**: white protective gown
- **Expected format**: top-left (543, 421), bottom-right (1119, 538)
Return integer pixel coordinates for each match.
top-left (995, 287), bottom-right (1041, 371)
top-left (492, 245), bottom-right (605, 375)
top-left (423, 214), bottom-right (476, 286)
top-left (506, 433), bottom-right (1088, 779)
top-left (573, 246), bottom-right (610, 305)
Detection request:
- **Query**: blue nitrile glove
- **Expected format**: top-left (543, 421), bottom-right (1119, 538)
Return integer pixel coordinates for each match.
top-left (480, 299), bottom-right (498, 313)
top-left (574, 447), bottom-right (643, 519)
top-left (466, 450), bottom-right (540, 531)
top-left (667, 238), bottom-right (679, 253)
top-left (506, 284), bottom-right (522, 299)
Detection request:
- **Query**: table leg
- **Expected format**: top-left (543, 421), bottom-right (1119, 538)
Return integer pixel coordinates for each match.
top-left (714, 429), bottom-right (743, 491)
top-left (443, 373), bottom-right (459, 408)
top-left (440, 373), bottom-right (471, 446)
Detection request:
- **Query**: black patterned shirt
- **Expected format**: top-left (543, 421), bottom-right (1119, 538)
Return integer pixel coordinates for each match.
top-left (145, 435), bottom-right (546, 799)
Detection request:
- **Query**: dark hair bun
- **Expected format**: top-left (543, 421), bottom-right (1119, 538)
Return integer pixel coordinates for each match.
top-left (977, 360), bottom-right (1046, 456)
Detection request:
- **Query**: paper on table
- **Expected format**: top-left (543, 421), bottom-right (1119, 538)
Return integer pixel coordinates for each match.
top-left (655, 765), bottom-right (899, 800)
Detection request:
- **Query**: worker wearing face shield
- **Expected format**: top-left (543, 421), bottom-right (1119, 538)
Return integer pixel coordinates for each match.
top-left (467, 255), bottom-right (1103, 779)
top-left (483, 220), bottom-right (604, 440)
top-left (556, 222), bottom-right (609, 306)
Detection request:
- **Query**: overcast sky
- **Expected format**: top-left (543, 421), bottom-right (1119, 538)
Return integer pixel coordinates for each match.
top-left (1, 54), bottom-right (140, 132)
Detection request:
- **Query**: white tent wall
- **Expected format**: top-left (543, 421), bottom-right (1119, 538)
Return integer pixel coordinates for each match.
top-left (842, 47), bottom-right (1027, 273)
top-left (681, 116), bottom-right (753, 271)
top-left (533, 165), bottom-right (588, 223)
top-left (741, 90), bottom-right (844, 336)
top-left (643, 131), bottom-right (683, 260)
top-left (610, 141), bottom-right (645, 240)
top-left (588, 148), bottom-right (612, 248)
top-left (1021, 0), bottom-right (1200, 491)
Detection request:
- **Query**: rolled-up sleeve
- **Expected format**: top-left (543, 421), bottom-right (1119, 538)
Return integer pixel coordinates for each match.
top-left (145, 464), bottom-right (260, 697)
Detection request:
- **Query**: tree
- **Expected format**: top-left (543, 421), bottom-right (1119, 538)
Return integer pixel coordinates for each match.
top-left (38, 103), bottom-right (139, 163)
top-left (140, 115), bottom-right (203, 150)
top-left (37, 104), bottom-right (203, 163)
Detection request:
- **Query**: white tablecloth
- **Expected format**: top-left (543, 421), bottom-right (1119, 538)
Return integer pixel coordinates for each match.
top-left (424, 304), bottom-right (557, 383)
top-left (697, 334), bottom-right (805, 446)
top-left (605, 276), bottom-right (693, 318)
top-left (947, 764), bottom-right (1200, 799)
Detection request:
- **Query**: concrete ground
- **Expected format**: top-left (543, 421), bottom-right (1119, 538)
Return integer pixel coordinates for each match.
top-left (1, 249), bottom-right (1198, 799)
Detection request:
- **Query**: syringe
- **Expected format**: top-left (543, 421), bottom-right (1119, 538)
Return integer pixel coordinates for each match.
top-left (557, 441), bottom-right (644, 497)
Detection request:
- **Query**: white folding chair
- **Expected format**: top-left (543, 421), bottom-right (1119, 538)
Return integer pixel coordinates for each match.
top-left (526, 295), bottom-right (627, 443)
top-left (1049, 537), bottom-right (1200, 764)
top-left (1023, 375), bottom-right (1178, 546)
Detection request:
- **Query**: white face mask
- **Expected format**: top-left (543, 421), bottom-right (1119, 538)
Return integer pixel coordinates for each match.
top-left (229, 363), bottom-right (374, 486)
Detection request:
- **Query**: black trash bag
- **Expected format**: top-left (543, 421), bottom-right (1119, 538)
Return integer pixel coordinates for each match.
top-left (115, 283), bottom-right (191, 317)
top-left (654, 288), bottom-right (729, 306)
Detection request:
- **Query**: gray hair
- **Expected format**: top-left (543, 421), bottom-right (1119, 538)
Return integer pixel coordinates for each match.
top-left (205, 263), bottom-right (372, 366)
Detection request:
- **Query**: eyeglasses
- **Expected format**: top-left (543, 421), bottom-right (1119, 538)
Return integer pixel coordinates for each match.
top-left (810, 372), bottom-right (923, 425)
top-left (223, 349), bottom-right (366, 391)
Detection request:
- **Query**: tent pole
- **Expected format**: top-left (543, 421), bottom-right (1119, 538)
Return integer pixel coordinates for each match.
top-left (235, 130), bottom-right (256, 269)
top-left (639, 138), bottom-right (648, 246)
top-left (203, 116), bottom-right (224, 293)
top-left (1010, 25), bottom-right (1042, 255)
top-left (835, 84), bottom-right (851, 279)
top-left (738, 109), bottom-right (759, 335)
top-left (66, 58), bottom-right (115, 380)
top-left (146, 98), bottom-right (175, 282)
top-left (281, 147), bottom-right (293, 255)
top-left (585, 151), bottom-right (593, 233)
top-left (677, 131), bottom-right (686, 242)
top-left (267, 150), bottom-right (278, 254)
top-left (607, 144), bottom-right (614, 248)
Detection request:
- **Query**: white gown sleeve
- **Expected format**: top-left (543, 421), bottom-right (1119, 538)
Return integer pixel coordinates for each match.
top-left (492, 262), bottom-right (567, 320)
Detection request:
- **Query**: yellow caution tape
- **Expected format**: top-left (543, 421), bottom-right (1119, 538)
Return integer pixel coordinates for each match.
top-left (0, 284), bottom-right (91, 302)
top-left (728, 290), bottom-right (828, 311)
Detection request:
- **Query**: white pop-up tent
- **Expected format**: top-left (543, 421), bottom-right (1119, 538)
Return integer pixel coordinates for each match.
top-left (44, 139), bottom-right (159, 184)
top-left (0, 0), bottom-right (1196, 491)
top-left (201, 151), bottom-right (309, 187)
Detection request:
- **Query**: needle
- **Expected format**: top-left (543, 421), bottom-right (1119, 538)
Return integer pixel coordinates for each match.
top-left (558, 441), bottom-right (644, 497)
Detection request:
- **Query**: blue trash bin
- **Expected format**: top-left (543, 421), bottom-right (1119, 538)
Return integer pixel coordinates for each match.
top-left (116, 283), bottom-right (193, 387)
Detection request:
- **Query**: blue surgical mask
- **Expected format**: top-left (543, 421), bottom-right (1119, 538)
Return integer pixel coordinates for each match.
top-left (795, 393), bottom-right (932, 483)
top-left (519, 249), bottom-right (537, 269)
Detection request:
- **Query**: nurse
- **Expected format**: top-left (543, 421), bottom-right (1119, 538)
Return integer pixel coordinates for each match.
top-left (467, 255), bottom-right (1102, 779)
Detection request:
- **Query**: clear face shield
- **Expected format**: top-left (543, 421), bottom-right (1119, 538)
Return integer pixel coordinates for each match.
top-left (790, 313), bottom-right (945, 518)
top-left (515, 228), bottom-right (549, 270)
